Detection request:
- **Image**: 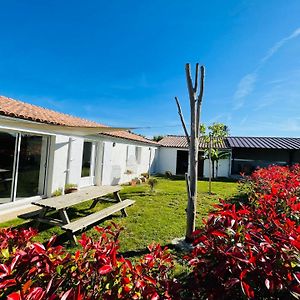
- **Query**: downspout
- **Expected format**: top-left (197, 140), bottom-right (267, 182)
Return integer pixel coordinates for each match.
top-left (65, 137), bottom-right (74, 186)
top-left (148, 147), bottom-right (152, 177)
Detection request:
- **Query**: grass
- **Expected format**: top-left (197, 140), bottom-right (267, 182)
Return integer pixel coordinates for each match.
top-left (0, 177), bottom-right (238, 255)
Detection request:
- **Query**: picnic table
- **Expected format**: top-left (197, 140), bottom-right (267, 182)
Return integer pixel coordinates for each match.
top-left (30, 185), bottom-right (135, 243)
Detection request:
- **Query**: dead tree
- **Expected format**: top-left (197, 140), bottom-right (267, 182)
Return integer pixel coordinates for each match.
top-left (175, 63), bottom-right (205, 242)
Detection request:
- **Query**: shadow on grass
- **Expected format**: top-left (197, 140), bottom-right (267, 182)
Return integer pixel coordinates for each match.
top-left (154, 174), bottom-right (239, 183)
top-left (14, 208), bottom-right (126, 248)
top-left (119, 242), bottom-right (181, 259)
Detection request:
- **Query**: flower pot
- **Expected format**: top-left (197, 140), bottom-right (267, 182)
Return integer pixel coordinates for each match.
top-left (65, 187), bottom-right (78, 194)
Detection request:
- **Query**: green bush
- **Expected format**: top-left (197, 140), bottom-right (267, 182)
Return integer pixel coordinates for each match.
top-left (148, 178), bottom-right (158, 192)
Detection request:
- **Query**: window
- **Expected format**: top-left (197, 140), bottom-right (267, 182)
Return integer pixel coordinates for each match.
top-left (135, 147), bottom-right (142, 164)
top-left (81, 141), bottom-right (93, 177)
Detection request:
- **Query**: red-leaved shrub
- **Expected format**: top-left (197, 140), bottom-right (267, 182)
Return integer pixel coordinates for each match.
top-left (1, 165), bottom-right (300, 299)
top-left (186, 165), bottom-right (300, 299)
top-left (0, 224), bottom-right (179, 299)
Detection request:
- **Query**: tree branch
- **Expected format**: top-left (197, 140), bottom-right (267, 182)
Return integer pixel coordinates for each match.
top-left (185, 63), bottom-right (195, 105)
top-left (175, 96), bottom-right (190, 145)
top-left (196, 65), bottom-right (205, 138)
top-left (194, 63), bottom-right (199, 93)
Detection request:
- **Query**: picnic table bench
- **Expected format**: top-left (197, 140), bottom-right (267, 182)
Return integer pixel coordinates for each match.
top-left (30, 185), bottom-right (135, 243)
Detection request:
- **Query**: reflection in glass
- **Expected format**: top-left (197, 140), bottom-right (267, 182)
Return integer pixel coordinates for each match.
top-left (81, 142), bottom-right (92, 177)
top-left (16, 134), bottom-right (43, 199)
top-left (0, 132), bottom-right (16, 204)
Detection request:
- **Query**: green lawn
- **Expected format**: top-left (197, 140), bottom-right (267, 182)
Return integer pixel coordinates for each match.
top-left (0, 177), bottom-right (238, 254)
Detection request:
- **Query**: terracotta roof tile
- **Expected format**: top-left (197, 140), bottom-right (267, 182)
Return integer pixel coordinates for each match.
top-left (0, 95), bottom-right (103, 127)
top-left (158, 135), bottom-right (229, 149)
top-left (101, 131), bottom-right (158, 145)
top-left (0, 95), bottom-right (157, 145)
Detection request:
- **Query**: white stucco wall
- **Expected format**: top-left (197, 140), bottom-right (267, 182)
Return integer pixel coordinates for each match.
top-left (101, 139), bottom-right (158, 185)
top-left (50, 134), bottom-right (69, 193)
top-left (156, 147), bottom-right (179, 175)
top-left (49, 134), bottom-right (158, 190)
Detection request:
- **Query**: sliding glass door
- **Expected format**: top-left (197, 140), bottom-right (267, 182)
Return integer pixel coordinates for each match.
top-left (16, 134), bottom-right (47, 200)
top-left (0, 132), bottom-right (16, 204)
top-left (0, 130), bottom-right (49, 204)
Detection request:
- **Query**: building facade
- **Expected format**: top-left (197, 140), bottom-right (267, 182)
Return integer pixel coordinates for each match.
top-left (1, 96), bottom-right (300, 216)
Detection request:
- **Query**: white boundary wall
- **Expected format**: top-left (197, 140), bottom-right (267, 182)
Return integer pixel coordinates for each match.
top-left (156, 147), bottom-right (179, 175)
top-left (156, 146), bottom-right (231, 178)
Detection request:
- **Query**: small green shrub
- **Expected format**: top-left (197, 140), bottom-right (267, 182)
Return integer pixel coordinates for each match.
top-left (148, 178), bottom-right (158, 192)
top-left (51, 188), bottom-right (63, 197)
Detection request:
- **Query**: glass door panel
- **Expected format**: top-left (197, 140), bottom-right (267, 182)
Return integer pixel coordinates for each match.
top-left (80, 141), bottom-right (96, 187)
top-left (16, 134), bottom-right (44, 199)
top-left (0, 132), bottom-right (16, 204)
top-left (81, 141), bottom-right (92, 177)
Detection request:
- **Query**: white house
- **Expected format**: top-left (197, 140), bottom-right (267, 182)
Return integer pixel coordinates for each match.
top-left (0, 96), bottom-right (158, 215)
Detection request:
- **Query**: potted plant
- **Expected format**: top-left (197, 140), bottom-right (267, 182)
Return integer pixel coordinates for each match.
top-left (64, 183), bottom-right (78, 194)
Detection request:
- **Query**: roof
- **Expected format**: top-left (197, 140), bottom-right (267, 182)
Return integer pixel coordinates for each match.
top-left (0, 96), bottom-right (105, 127)
top-left (227, 136), bottom-right (300, 150)
top-left (158, 135), bottom-right (229, 149)
top-left (0, 95), bottom-right (157, 145)
top-left (159, 135), bottom-right (300, 150)
top-left (102, 131), bottom-right (158, 145)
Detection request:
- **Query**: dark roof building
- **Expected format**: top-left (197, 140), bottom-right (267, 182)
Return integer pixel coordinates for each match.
top-left (227, 136), bottom-right (300, 150)
top-left (159, 135), bottom-right (300, 150)
top-left (158, 135), bottom-right (300, 177)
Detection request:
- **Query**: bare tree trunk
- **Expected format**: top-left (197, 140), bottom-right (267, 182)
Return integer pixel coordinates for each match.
top-left (175, 63), bottom-right (205, 242)
top-left (216, 160), bottom-right (219, 178)
top-left (212, 161), bottom-right (215, 179)
top-left (208, 133), bottom-right (212, 194)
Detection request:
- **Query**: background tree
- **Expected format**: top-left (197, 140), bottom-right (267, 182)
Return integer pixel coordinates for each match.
top-left (175, 63), bottom-right (205, 242)
top-left (152, 135), bottom-right (164, 142)
top-left (203, 123), bottom-right (230, 178)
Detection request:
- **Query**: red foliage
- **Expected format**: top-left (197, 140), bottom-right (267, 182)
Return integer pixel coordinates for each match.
top-left (0, 227), bottom-right (37, 251)
top-left (187, 165), bottom-right (300, 299)
top-left (1, 165), bottom-right (300, 299)
top-left (0, 224), bottom-right (179, 299)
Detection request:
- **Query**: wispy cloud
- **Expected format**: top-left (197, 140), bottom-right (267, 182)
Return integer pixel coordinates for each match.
top-left (233, 27), bottom-right (300, 110)
top-left (260, 28), bottom-right (300, 64)
top-left (233, 73), bottom-right (257, 110)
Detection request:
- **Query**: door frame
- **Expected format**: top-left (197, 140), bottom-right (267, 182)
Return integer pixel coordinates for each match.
top-left (79, 140), bottom-right (97, 188)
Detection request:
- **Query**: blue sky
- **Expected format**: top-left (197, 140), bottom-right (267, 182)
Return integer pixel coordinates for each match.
top-left (1, 1), bottom-right (300, 138)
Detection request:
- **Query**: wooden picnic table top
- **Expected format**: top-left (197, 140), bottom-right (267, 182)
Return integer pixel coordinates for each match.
top-left (32, 185), bottom-right (122, 210)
